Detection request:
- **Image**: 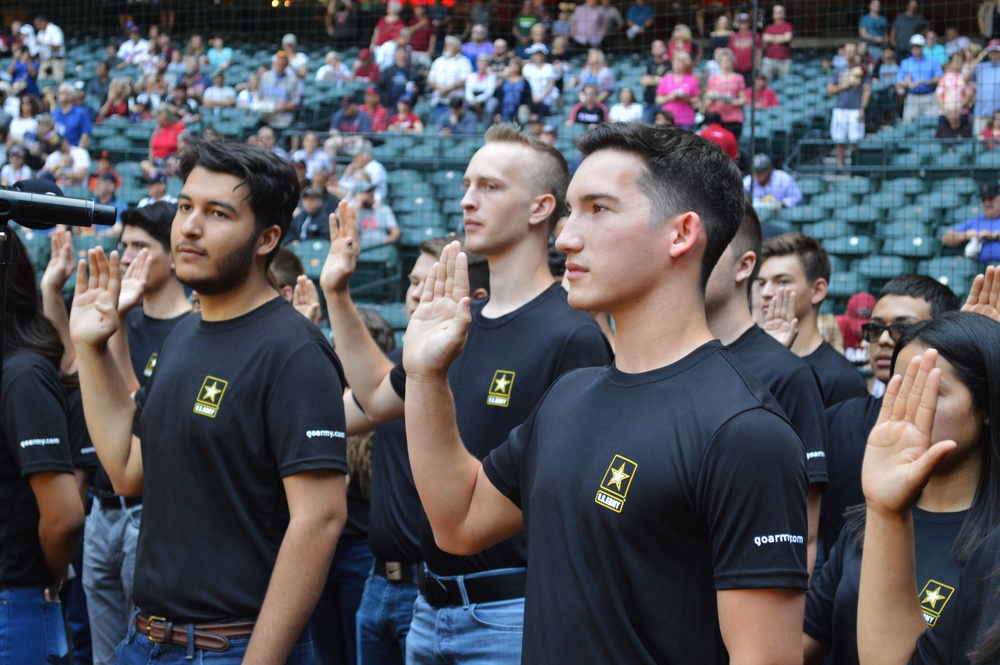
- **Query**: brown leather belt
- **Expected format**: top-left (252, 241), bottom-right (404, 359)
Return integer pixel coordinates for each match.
top-left (134, 613), bottom-right (256, 652)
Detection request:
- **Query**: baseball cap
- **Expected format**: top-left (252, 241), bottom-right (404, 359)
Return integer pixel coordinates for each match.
top-left (988, 39), bottom-right (1000, 53)
top-left (524, 43), bottom-right (549, 56)
top-left (145, 170), bottom-right (167, 184)
top-left (341, 95), bottom-right (357, 105)
top-left (398, 94), bottom-right (414, 106)
top-left (302, 187), bottom-right (322, 198)
top-left (98, 172), bottom-right (118, 186)
top-left (846, 292), bottom-right (876, 322)
top-left (542, 124), bottom-right (557, 134)
top-left (127, 22), bottom-right (140, 33)
top-left (281, 33), bottom-right (297, 46)
top-left (365, 86), bottom-right (379, 96)
top-left (909, 34), bottom-right (926, 46)
top-left (8, 146), bottom-right (25, 158)
top-left (358, 48), bottom-right (371, 60)
top-left (135, 93), bottom-right (150, 106)
top-left (751, 154), bottom-right (773, 172)
top-left (981, 182), bottom-right (1000, 199)
top-left (738, 13), bottom-right (750, 22)
top-left (356, 180), bottom-right (377, 193)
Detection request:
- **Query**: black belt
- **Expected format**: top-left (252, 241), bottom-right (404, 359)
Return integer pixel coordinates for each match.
top-left (374, 559), bottom-right (421, 585)
top-left (419, 569), bottom-right (526, 608)
top-left (96, 495), bottom-right (142, 510)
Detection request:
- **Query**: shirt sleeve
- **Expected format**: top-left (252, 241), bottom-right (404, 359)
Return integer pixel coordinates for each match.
top-left (2, 357), bottom-right (73, 477)
top-left (482, 401), bottom-right (543, 509)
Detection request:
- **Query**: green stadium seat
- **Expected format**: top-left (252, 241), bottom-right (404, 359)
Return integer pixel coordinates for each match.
top-left (392, 195), bottom-right (438, 214)
top-left (883, 177), bottom-right (926, 197)
top-left (951, 203), bottom-right (982, 224)
top-left (826, 272), bottom-right (867, 299)
top-left (916, 190), bottom-right (964, 212)
top-left (15, 227), bottom-right (52, 272)
top-left (289, 239), bottom-right (331, 280)
top-left (918, 256), bottom-right (978, 297)
top-left (878, 220), bottom-right (932, 240)
top-left (890, 151), bottom-right (923, 168)
top-left (882, 235), bottom-right (939, 260)
top-left (845, 176), bottom-right (872, 196)
top-left (856, 255), bottom-right (911, 280)
top-left (797, 177), bottom-right (826, 198)
top-left (801, 221), bottom-right (842, 240)
top-left (386, 169), bottom-right (423, 187)
top-left (428, 169), bottom-right (463, 188)
top-left (933, 177), bottom-right (979, 198)
top-left (811, 191), bottom-right (856, 211)
top-left (842, 205), bottom-right (880, 226)
top-left (888, 205), bottom-right (937, 225)
top-left (62, 185), bottom-right (92, 200)
top-left (866, 191), bottom-right (907, 211)
top-left (401, 225), bottom-right (449, 247)
top-left (780, 205), bottom-right (825, 225)
top-left (824, 235), bottom-right (873, 258)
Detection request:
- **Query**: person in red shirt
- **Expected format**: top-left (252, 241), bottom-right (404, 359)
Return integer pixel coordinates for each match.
top-left (727, 13), bottom-right (761, 86)
top-left (751, 73), bottom-right (781, 108)
top-left (352, 48), bottom-right (380, 83)
top-left (981, 110), bottom-right (1000, 149)
top-left (697, 112), bottom-right (739, 160)
top-left (388, 95), bottom-right (424, 132)
top-left (408, 4), bottom-right (436, 68)
top-left (362, 85), bottom-right (389, 132)
top-left (762, 5), bottom-right (793, 81)
top-left (835, 291), bottom-right (875, 366)
top-left (371, 0), bottom-right (404, 48)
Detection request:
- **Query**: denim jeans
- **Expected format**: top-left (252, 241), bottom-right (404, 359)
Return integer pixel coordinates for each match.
top-left (356, 569), bottom-right (419, 665)
top-left (83, 499), bottom-right (141, 665)
top-left (308, 534), bottom-right (373, 665)
top-left (0, 586), bottom-right (69, 664)
top-left (114, 611), bottom-right (314, 664)
top-left (404, 568), bottom-right (524, 665)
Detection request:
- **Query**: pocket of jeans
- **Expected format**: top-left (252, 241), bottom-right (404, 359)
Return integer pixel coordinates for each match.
top-left (468, 598), bottom-right (525, 632)
top-left (42, 599), bottom-right (69, 662)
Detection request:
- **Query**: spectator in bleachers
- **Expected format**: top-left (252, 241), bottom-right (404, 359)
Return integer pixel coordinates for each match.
top-left (255, 125), bottom-right (290, 160)
top-left (202, 71), bottom-right (236, 114)
top-left (164, 83), bottom-right (201, 125)
top-left (51, 82), bottom-right (91, 148)
top-left (136, 169), bottom-right (176, 207)
top-left (835, 291), bottom-right (876, 366)
top-left (640, 39), bottom-right (669, 124)
top-left (667, 24), bottom-right (698, 64)
top-left (551, 35), bottom-right (572, 97)
top-left (117, 23), bottom-right (150, 68)
top-left (353, 48), bottom-right (381, 84)
top-left (707, 15), bottom-right (733, 55)
top-left (698, 111), bottom-right (738, 160)
top-left (890, 0), bottom-right (930, 59)
top-left (935, 109), bottom-right (973, 140)
top-left (372, 1), bottom-right (405, 49)
top-left (8, 44), bottom-right (40, 97)
top-left (464, 0), bottom-right (494, 39)
top-left (897, 34), bottom-right (943, 121)
top-left (327, 0), bottom-right (358, 45)
top-left (489, 38), bottom-right (512, 76)
top-left (91, 172), bottom-right (128, 225)
top-left (291, 131), bottom-right (332, 180)
top-left (653, 109), bottom-right (674, 125)
top-left (339, 141), bottom-right (387, 203)
top-left (608, 86), bottom-right (643, 123)
top-left (287, 187), bottom-right (334, 243)
top-left (462, 24), bottom-right (494, 67)
top-left (428, 0), bottom-right (455, 52)
top-left (407, 4), bottom-right (436, 68)
top-left (388, 94), bottom-right (424, 132)
top-left (376, 27), bottom-right (411, 72)
top-left (88, 151), bottom-right (120, 189)
top-left (936, 53), bottom-right (973, 124)
top-left (703, 48), bottom-right (746, 138)
top-left (206, 35), bottom-right (233, 70)
top-left (518, 22), bottom-right (548, 59)
top-left (466, 54), bottom-right (498, 121)
top-left (22, 113), bottom-right (56, 170)
top-left (944, 26), bottom-right (970, 57)
top-left (923, 29), bottom-right (947, 66)
top-left (185, 34), bottom-right (207, 66)
top-left (164, 49), bottom-right (186, 86)
top-left (980, 109), bottom-right (1000, 148)
top-left (523, 44), bottom-right (560, 118)
top-left (330, 95), bottom-right (373, 141)
top-left (8, 94), bottom-right (41, 148)
top-left (552, 3), bottom-right (573, 40)
top-left (377, 48), bottom-right (419, 109)
top-left (751, 73), bottom-right (780, 108)
top-left (566, 83), bottom-right (608, 126)
top-left (859, 0), bottom-right (889, 51)
top-left (362, 85), bottom-right (389, 133)
top-left (576, 48), bottom-right (614, 104)
top-left (235, 73), bottom-right (260, 109)
top-left (428, 36), bottom-right (472, 123)
top-left (353, 177), bottom-right (399, 248)
top-left (178, 56), bottom-right (208, 100)
top-left (141, 107), bottom-right (185, 175)
top-left (85, 61), bottom-right (111, 108)
top-left (728, 13), bottom-right (761, 87)
top-left (513, 0), bottom-right (541, 50)
top-left (971, 40), bottom-right (1000, 137)
top-left (625, 0), bottom-right (654, 47)
top-left (601, 0), bottom-right (625, 49)
top-left (655, 51), bottom-right (699, 130)
top-left (437, 96), bottom-right (477, 135)
top-left (129, 93), bottom-right (153, 123)
top-left (258, 51), bottom-right (301, 130)
top-left (155, 32), bottom-right (177, 66)
top-left (743, 154), bottom-right (802, 210)
top-left (0, 145), bottom-right (31, 186)
top-left (571, 0), bottom-right (606, 53)
top-left (42, 134), bottom-right (90, 186)
top-left (873, 46), bottom-right (900, 84)
top-left (762, 5), bottom-right (793, 82)
top-left (38, 86), bottom-right (56, 114)
top-left (828, 42), bottom-right (871, 169)
top-left (943, 182), bottom-right (1000, 265)
top-left (310, 166), bottom-right (341, 220)
top-left (316, 51), bottom-right (353, 84)
top-left (495, 55), bottom-right (532, 123)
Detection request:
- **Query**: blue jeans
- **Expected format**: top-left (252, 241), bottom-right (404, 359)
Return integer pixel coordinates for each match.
top-left (356, 569), bottom-right (419, 665)
top-left (405, 568), bottom-right (524, 665)
top-left (83, 499), bottom-right (141, 665)
top-left (0, 586), bottom-right (69, 664)
top-left (114, 611), bottom-right (314, 664)
top-left (308, 534), bottom-right (373, 665)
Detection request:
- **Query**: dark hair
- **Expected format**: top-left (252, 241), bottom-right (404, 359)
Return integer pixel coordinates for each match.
top-left (878, 274), bottom-right (960, 317)
top-left (702, 111), bottom-right (723, 125)
top-left (121, 201), bottom-right (176, 254)
top-left (357, 308), bottom-right (396, 355)
top-left (845, 312), bottom-right (1000, 566)
top-left (419, 234), bottom-right (490, 295)
top-left (732, 203), bottom-right (764, 289)
top-left (270, 246), bottom-right (305, 289)
top-left (760, 232), bottom-right (831, 284)
top-left (178, 138), bottom-right (300, 269)
top-left (576, 123), bottom-right (745, 293)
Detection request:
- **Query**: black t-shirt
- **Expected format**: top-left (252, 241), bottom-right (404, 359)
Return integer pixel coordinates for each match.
top-left (803, 341), bottom-right (868, 408)
top-left (391, 283), bottom-right (612, 575)
top-left (805, 509), bottom-right (966, 665)
top-left (67, 389), bottom-right (97, 471)
top-left (642, 57), bottom-right (669, 104)
top-left (0, 351), bottom-right (74, 587)
top-left (821, 395), bottom-right (882, 557)
top-left (571, 103), bottom-right (607, 125)
top-left (483, 341), bottom-right (808, 664)
top-left (131, 298), bottom-right (349, 621)
top-left (728, 325), bottom-right (828, 484)
top-left (368, 349), bottom-right (422, 562)
top-left (913, 525), bottom-right (1000, 664)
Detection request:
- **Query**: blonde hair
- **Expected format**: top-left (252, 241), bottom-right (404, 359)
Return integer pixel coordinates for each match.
top-left (672, 24), bottom-right (693, 42)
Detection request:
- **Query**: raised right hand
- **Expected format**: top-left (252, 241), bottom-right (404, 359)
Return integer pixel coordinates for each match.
top-left (69, 248), bottom-right (122, 349)
top-left (40, 229), bottom-right (75, 293)
top-left (963, 265), bottom-right (1000, 324)
top-left (761, 286), bottom-right (799, 349)
top-left (320, 199), bottom-right (360, 295)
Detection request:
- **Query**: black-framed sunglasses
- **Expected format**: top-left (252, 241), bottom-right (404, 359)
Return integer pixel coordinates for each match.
top-left (861, 321), bottom-right (915, 343)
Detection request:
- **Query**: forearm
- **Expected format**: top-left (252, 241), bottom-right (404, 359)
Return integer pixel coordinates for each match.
top-left (807, 485), bottom-right (821, 576)
top-left (942, 230), bottom-right (967, 247)
top-left (40, 284), bottom-right (75, 373)
top-left (109, 312), bottom-right (141, 394)
top-left (857, 507), bottom-right (925, 665)
top-left (35, 473), bottom-right (85, 585)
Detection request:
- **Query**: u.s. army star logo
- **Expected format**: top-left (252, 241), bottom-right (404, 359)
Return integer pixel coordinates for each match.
top-left (193, 376), bottom-right (229, 418)
top-left (918, 580), bottom-right (955, 626)
top-left (595, 455), bottom-right (638, 513)
top-left (143, 352), bottom-right (159, 378)
top-left (486, 370), bottom-right (515, 407)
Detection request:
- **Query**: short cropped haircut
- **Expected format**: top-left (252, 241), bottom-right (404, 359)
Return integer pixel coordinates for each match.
top-left (576, 123), bottom-right (745, 293)
top-left (759, 232), bottom-right (831, 284)
top-left (178, 138), bottom-right (300, 269)
top-left (878, 273), bottom-right (960, 316)
top-left (483, 123), bottom-right (569, 234)
top-left (420, 234), bottom-right (490, 295)
top-left (270, 247), bottom-right (306, 289)
top-left (121, 201), bottom-right (177, 254)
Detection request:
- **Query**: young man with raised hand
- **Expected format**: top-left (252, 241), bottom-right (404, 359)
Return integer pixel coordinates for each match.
top-left (401, 123), bottom-right (808, 664)
top-left (69, 139), bottom-right (349, 664)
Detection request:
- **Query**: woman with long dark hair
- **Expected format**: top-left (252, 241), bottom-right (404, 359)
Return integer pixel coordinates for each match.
top-left (0, 227), bottom-right (84, 664)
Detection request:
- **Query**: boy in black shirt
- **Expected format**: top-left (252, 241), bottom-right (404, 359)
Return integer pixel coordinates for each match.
top-left (402, 123), bottom-right (808, 664)
top-left (705, 204), bottom-right (828, 574)
top-left (758, 232), bottom-right (868, 406)
top-left (71, 139), bottom-right (348, 664)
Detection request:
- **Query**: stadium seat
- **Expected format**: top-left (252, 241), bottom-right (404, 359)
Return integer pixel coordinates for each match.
top-left (801, 221), bottom-right (842, 240)
top-left (856, 255), bottom-right (911, 280)
top-left (289, 239), bottom-right (331, 280)
top-left (845, 176), bottom-right (872, 196)
top-left (883, 177), bottom-right (926, 198)
top-left (797, 177), bottom-right (826, 198)
top-left (866, 191), bottom-right (908, 212)
top-left (811, 191), bottom-right (856, 211)
top-left (780, 205), bottom-right (826, 225)
top-left (826, 272), bottom-right (868, 299)
top-left (824, 235), bottom-right (873, 258)
top-left (882, 235), bottom-right (939, 260)
top-left (918, 256), bottom-right (979, 297)
top-left (878, 220), bottom-right (932, 240)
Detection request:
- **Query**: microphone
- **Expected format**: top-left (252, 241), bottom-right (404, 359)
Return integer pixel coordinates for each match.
top-left (0, 179), bottom-right (119, 231)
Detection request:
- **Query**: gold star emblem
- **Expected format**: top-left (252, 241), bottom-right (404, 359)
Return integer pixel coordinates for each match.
top-left (202, 381), bottom-right (222, 403)
top-left (923, 586), bottom-right (945, 609)
top-left (494, 375), bottom-right (510, 393)
top-left (608, 463), bottom-right (630, 491)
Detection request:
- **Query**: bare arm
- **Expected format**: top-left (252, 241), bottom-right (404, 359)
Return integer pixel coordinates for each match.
top-left (69, 249), bottom-right (144, 495)
top-left (942, 227), bottom-right (976, 247)
top-left (39, 229), bottom-right (77, 374)
top-left (803, 633), bottom-right (831, 664)
top-left (344, 390), bottom-right (375, 436)
top-left (807, 484), bottom-right (821, 576)
top-left (244, 470), bottom-right (346, 664)
top-left (718, 588), bottom-right (805, 665)
top-left (29, 471), bottom-right (85, 594)
top-left (320, 200), bottom-right (403, 421)
top-left (403, 244), bottom-right (524, 555)
top-left (108, 248), bottom-right (151, 395)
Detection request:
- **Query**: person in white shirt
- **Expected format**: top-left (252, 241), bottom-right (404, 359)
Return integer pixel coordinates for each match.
top-left (42, 136), bottom-right (90, 185)
top-left (522, 43), bottom-right (559, 117)
top-left (376, 29), bottom-right (411, 72)
top-left (0, 146), bottom-right (32, 186)
top-left (427, 36), bottom-right (473, 123)
top-left (608, 86), bottom-right (644, 123)
top-left (315, 51), bottom-right (353, 84)
top-left (290, 130), bottom-right (333, 179)
top-left (32, 14), bottom-right (64, 82)
top-left (279, 33), bottom-right (309, 79)
top-left (117, 23), bottom-right (150, 68)
top-left (202, 71), bottom-right (236, 112)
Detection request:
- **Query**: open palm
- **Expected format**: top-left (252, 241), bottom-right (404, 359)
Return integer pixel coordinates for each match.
top-left (69, 248), bottom-right (122, 349)
top-left (320, 199), bottom-right (361, 296)
top-left (963, 265), bottom-right (1000, 324)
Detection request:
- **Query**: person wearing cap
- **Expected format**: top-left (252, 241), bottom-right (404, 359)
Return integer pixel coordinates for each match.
top-left (92, 171), bottom-right (128, 225)
top-left (0, 145), bottom-right (32, 186)
top-left (137, 170), bottom-right (177, 208)
top-left (728, 13), bottom-right (762, 86)
top-left (202, 71), bottom-right (236, 114)
top-left (116, 22), bottom-right (150, 68)
top-left (943, 183), bottom-right (1000, 264)
top-left (971, 39), bottom-right (1000, 137)
top-left (339, 141), bottom-right (387, 204)
top-left (377, 48), bottom-right (419, 109)
top-left (896, 33), bottom-right (943, 121)
top-left (828, 42), bottom-right (871, 169)
top-left (522, 43), bottom-right (559, 117)
top-left (743, 154), bottom-right (802, 209)
top-left (539, 123), bottom-right (557, 146)
top-left (428, 36), bottom-right (473, 124)
top-left (890, 0), bottom-right (930, 59)
top-left (288, 187), bottom-right (334, 243)
top-left (859, 0), bottom-right (889, 51)
top-left (330, 95), bottom-right (373, 136)
top-left (352, 178), bottom-right (399, 249)
top-left (761, 5), bottom-right (794, 81)
top-left (361, 86), bottom-right (389, 133)
top-left (388, 95), bottom-right (424, 132)
top-left (258, 50), bottom-right (301, 130)
top-left (279, 33), bottom-right (309, 79)
top-left (352, 48), bottom-right (381, 84)
top-left (835, 292), bottom-right (876, 365)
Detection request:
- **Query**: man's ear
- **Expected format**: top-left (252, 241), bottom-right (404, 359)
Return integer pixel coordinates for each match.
top-left (527, 192), bottom-right (557, 230)
top-left (257, 224), bottom-right (282, 258)
top-left (809, 277), bottom-right (828, 306)
top-left (735, 250), bottom-right (757, 285)
top-left (471, 287), bottom-right (488, 300)
top-left (667, 211), bottom-right (702, 259)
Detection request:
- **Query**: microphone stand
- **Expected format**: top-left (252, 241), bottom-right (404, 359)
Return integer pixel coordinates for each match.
top-left (0, 223), bottom-right (10, 407)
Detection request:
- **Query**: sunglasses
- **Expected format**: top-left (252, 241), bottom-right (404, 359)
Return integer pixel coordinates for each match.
top-left (861, 321), bottom-right (915, 343)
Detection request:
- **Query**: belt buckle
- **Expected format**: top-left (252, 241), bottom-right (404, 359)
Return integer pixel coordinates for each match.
top-left (385, 561), bottom-right (403, 582)
top-left (145, 615), bottom-right (169, 643)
